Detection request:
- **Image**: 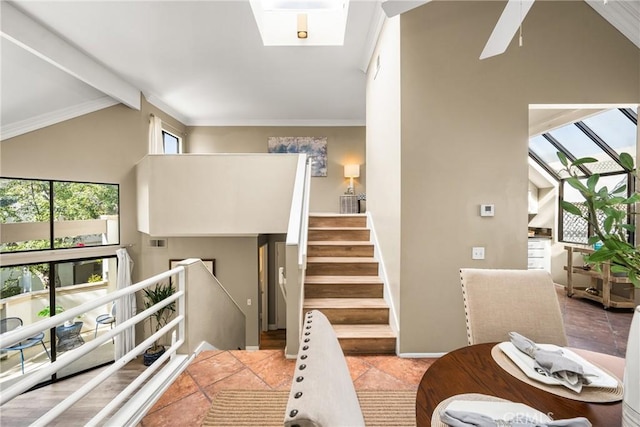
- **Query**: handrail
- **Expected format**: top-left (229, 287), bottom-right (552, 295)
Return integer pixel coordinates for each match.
top-left (286, 154), bottom-right (310, 256)
top-left (299, 156), bottom-right (312, 266)
top-left (0, 266), bottom-right (187, 425)
top-left (0, 267), bottom-right (180, 349)
top-left (284, 154), bottom-right (312, 358)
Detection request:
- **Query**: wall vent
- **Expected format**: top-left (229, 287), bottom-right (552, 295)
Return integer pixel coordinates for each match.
top-left (149, 239), bottom-right (167, 248)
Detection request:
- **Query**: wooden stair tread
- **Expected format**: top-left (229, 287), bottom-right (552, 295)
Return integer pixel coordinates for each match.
top-left (308, 241), bottom-right (372, 246)
top-left (304, 298), bottom-right (388, 309)
top-left (305, 275), bottom-right (383, 284)
top-left (309, 213), bottom-right (366, 217)
top-left (308, 227), bottom-right (369, 231)
top-left (307, 257), bottom-right (376, 263)
top-left (333, 324), bottom-right (396, 338)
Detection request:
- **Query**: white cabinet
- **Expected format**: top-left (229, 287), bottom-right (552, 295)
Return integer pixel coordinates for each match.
top-left (527, 238), bottom-right (551, 272)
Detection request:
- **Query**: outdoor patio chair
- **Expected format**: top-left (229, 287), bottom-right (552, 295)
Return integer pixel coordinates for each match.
top-left (0, 317), bottom-right (51, 374)
top-left (94, 303), bottom-right (116, 340)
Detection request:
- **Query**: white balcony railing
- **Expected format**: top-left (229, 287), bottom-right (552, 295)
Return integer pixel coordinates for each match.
top-left (1, 265), bottom-right (189, 426)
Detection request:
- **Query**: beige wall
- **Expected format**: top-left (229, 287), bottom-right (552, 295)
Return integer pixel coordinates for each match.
top-left (138, 154), bottom-right (298, 236)
top-left (187, 126), bottom-right (366, 213)
top-left (365, 16), bottom-right (402, 332)
top-left (389, 0), bottom-right (640, 353)
top-left (0, 97), bottom-right (181, 276)
top-left (140, 236), bottom-right (261, 347)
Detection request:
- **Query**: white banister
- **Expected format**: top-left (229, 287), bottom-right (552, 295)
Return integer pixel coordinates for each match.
top-left (284, 154), bottom-right (312, 358)
top-left (0, 264), bottom-right (193, 427)
top-left (0, 267), bottom-right (181, 350)
top-left (33, 314), bottom-right (184, 425)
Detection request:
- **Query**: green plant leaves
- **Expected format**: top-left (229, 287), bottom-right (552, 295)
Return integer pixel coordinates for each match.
top-left (620, 152), bottom-right (635, 171)
top-left (558, 151), bottom-right (640, 289)
top-left (560, 200), bottom-right (582, 216)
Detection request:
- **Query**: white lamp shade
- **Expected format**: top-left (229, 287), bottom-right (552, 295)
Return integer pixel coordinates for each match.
top-left (344, 164), bottom-right (360, 178)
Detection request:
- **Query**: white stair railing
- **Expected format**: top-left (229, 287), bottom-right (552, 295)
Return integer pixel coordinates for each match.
top-left (285, 154), bottom-right (312, 358)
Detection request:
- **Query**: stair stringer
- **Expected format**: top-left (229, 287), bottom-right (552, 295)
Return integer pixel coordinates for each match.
top-left (365, 211), bottom-right (400, 355)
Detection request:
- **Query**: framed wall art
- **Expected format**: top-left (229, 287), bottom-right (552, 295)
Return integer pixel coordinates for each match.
top-left (267, 136), bottom-right (327, 177)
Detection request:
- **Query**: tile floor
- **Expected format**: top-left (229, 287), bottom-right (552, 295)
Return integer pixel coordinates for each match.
top-left (139, 285), bottom-right (635, 427)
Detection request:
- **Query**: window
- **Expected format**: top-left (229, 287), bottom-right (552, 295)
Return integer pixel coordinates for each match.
top-left (0, 257), bottom-right (117, 382)
top-left (528, 108), bottom-right (638, 244)
top-left (162, 130), bottom-right (182, 154)
top-left (560, 175), bottom-right (629, 244)
top-left (0, 178), bottom-right (119, 253)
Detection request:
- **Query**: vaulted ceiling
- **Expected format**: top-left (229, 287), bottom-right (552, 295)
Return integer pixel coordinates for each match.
top-left (1, 0), bottom-right (638, 140)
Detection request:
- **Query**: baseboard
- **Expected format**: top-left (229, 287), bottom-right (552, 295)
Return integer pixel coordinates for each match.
top-left (245, 346), bottom-right (260, 352)
top-left (194, 341), bottom-right (218, 355)
top-left (399, 352), bottom-right (445, 358)
top-left (268, 324), bottom-right (278, 331)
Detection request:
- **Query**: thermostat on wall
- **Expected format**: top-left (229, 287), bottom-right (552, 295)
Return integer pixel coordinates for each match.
top-left (480, 204), bottom-right (495, 217)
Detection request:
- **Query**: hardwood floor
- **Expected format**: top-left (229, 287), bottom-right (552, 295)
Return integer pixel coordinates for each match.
top-left (260, 329), bottom-right (285, 350)
top-left (0, 285), bottom-right (634, 426)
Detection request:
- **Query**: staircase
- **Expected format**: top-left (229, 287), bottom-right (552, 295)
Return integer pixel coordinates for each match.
top-left (304, 214), bottom-right (396, 354)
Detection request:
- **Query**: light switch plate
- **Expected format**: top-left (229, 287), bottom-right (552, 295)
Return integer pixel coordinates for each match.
top-left (472, 247), bottom-right (485, 260)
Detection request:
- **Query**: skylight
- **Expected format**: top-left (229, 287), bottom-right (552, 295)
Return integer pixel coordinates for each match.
top-left (250, 0), bottom-right (349, 46)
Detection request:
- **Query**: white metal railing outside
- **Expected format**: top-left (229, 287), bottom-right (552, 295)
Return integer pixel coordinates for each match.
top-left (0, 266), bottom-right (188, 426)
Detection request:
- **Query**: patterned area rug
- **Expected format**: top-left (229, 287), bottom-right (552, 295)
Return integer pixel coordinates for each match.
top-left (202, 389), bottom-right (416, 427)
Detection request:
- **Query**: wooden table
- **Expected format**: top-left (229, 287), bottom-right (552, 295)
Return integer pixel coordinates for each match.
top-left (416, 343), bottom-right (624, 427)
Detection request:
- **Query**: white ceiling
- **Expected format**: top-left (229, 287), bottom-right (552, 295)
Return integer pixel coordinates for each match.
top-left (1, 0), bottom-right (638, 140)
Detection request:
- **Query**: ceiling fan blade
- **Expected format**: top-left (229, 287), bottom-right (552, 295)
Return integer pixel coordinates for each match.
top-left (381, 0), bottom-right (430, 18)
top-left (480, 0), bottom-right (535, 60)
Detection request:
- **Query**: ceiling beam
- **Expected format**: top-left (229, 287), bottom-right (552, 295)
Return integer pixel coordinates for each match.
top-left (1, 1), bottom-right (140, 110)
top-left (381, 0), bottom-right (430, 18)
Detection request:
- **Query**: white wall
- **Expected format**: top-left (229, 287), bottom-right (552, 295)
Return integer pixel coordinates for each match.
top-left (366, 16), bottom-right (402, 329)
top-left (137, 154), bottom-right (299, 236)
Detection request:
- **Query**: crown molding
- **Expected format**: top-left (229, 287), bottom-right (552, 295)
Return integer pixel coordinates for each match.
top-left (1, 96), bottom-right (119, 141)
top-left (185, 118), bottom-right (365, 127)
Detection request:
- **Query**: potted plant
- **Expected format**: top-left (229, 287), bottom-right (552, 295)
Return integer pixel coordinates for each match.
top-left (558, 151), bottom-right (639, 427)
top-left (142, 281), bottom-right (175, 366)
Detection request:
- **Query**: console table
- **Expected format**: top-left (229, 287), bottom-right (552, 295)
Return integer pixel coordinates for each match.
top-left (339, 195), bottom-right (358, 214)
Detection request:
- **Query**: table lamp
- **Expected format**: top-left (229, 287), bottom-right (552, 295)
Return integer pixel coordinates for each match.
top-left (344, 164), bottom-right (359, 194)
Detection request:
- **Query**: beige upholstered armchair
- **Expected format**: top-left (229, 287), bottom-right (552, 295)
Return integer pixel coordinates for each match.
top-left (459, 268), bottom-right (568, 347)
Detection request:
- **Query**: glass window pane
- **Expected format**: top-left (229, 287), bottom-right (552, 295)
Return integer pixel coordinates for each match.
top-left (582, 109), bottom-right (637, 162)
top-left (53, 182), bottom-right (119, 249)
top-left (529, 135), bottom-right (571, 178)
top-left (0, 178), bottom-right (51, 252)
top-left (54, 257), bottom-right (116, 379)
top-left (548, 125), bottom-right (624, 174)
top-left (1, 263), bottom-right (52, 381)
top-left (163, 131), bottom-right (180, 154)
top-left (561, 174), bottom-right (628, 244)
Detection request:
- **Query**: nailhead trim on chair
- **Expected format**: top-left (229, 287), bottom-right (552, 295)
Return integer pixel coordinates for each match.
top-left (284, 310), bottom-right (365, 427)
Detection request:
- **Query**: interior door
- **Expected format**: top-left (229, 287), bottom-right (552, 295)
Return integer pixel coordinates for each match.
top-left (259, 244), bottom-right (268, 332)
top-left (275, 242), bottom-right (287, 330)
